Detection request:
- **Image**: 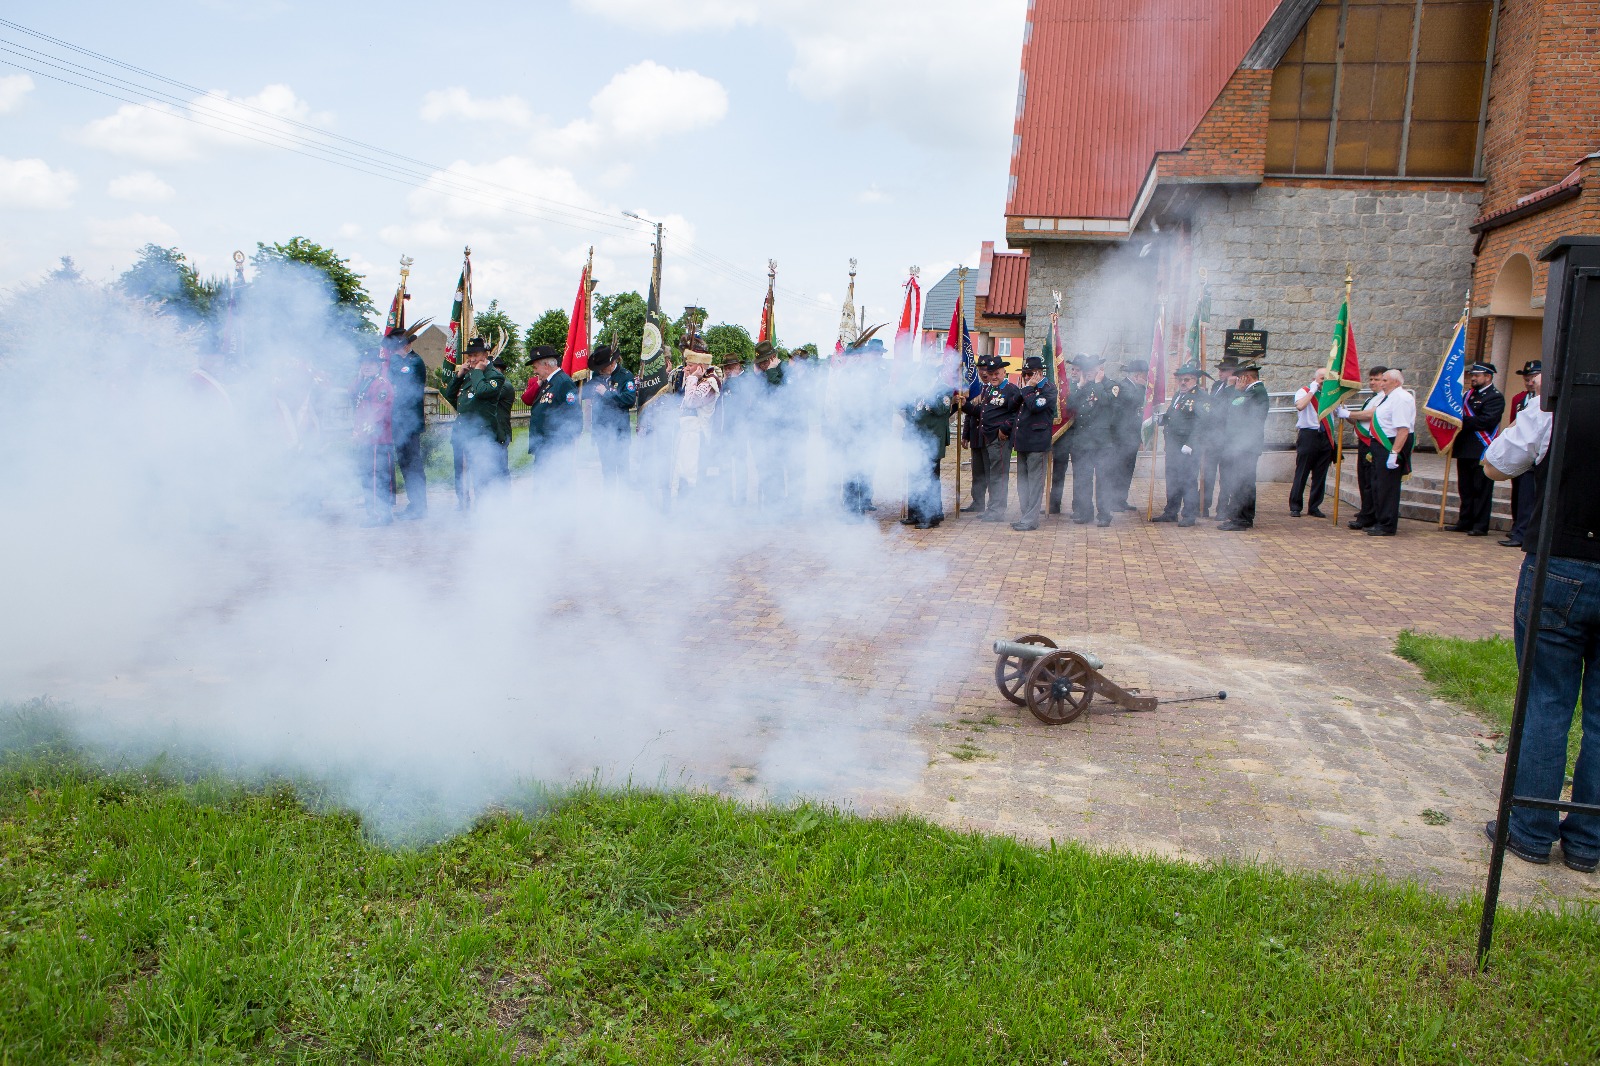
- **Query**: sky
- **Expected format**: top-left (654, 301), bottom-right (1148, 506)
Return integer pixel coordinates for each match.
top-left (0, 0), bottom-right (1028, 347)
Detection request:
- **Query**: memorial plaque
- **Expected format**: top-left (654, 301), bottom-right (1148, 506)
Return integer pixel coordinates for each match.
top-left (1224, 329), bottom-right (1268, 363)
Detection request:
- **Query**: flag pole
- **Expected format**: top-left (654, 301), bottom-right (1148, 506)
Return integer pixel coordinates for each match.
top-left (1439, 441), bottom-right (1454, 528)
top-left (1044, 290), bottom-right (1061, 520)
top-left (1331, 264), bottom-right (1353, 527)
top-left (953, 267), bottom-right (968, 517)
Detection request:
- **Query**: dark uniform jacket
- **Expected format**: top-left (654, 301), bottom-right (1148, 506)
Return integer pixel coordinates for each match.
top-left (443, 366), bottom-right (509, 443)
top-left (387, 352), bottom-right (428, 443)
top-left (1200, 381), bottom-right (1234, 449)
top-left (905, 387), bottom-right (955, 461)
top-left (591, 365), bottom-right (637, 435)
top-left (1455, 384), bottom-right (1505, 459)
top-left (1161, 386), bottom-right (1204, 446)
top-left (1070, 378), bottom-right (1115, 446)
top-left (527, 370), bottom-right (580, 452)
top-left (1222, 380), bottom-right (1271, 456)
top-left (1013, 379), bottom-right (1058, 453)
top-left (970, 379), bottom-right (1023, 447)
top-left (1108, 378), bottom-right (1143, 451)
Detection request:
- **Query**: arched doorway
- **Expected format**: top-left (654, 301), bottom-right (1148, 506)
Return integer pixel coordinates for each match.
top-left (1486, 253), bottom-right (1542, 401)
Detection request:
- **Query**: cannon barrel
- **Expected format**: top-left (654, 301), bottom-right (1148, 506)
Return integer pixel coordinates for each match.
top-left (993, 640), bottom-right (1104, 671)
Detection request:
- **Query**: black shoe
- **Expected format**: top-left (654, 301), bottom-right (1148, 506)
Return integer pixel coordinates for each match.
top-left (1200, 509), bottom-right (1210, 519)
top-left (981, 514), bottom-right (1006, 523)
top-left (1484, 821), bottom-right (1550, 866)
top-left (915, 520), bottom-right (935, 529)
top-left (1177, 517), bottom-right (1196, 527)
top-left (1467, 530), bottom-right (1488, 537)
top-left (929, 516), bottom-right (944, 527)
top-left (1348, 520), bottom-right (1370, 530)
top-left (1071, 516), bottom-right (1091, 525)
top-left (961, 504), bottom-right (986, 514)
top-left (1151, 514), bottom-right (1177, 523)
top-left (1498, 537), bottom-right (1523, 547)
top-left (1563, 849), bottom-right (1598, 873)
top-left (1218, 521), bottom-right (1248, 532)
top-left (899, 516), bottom-right (919, 525)
top-left (1308, 509), bottom-right (1326, 518)
top-left (864, 504), bottom-right (879, 512)
top-left (1366, 529), bottom-right (1396, 537)
top-left (1289, 510), bottom-right (1302, 518)
top-left (1011, 522), bottom-right (1038, 531)
top-left (1449, 525), bottom-right (1471, 533)
top-left (1095, 517), bottom-right (1112, 527)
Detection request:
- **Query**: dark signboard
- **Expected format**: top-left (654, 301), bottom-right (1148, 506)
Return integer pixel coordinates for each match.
top-left (1224, 329), bottom-right (1268, 363)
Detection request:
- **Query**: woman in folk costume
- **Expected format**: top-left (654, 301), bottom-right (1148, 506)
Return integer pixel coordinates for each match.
top-left (672, 338), bottom-right (721, 501)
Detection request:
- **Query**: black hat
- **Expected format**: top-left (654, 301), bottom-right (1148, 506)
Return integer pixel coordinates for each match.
top-left (1069, 353), bottom-right (1104, 369)
top-left (492, 356), bottom-right (507, 370)
top-left (359, 346), bottom-right (383, 362)
top-left (590, 344), bottom-right (616, 367)
top-left (1519, 359), bottom-right (1542, 376)
top-left (977, 353), bottom-right (1004, 370)
top-left (1172, 361), bottom-right (1210, 379)
top-left (1468, 362), bottom-right (1497, 376)
top-left (754, 340), bottom-right (776, 357)
top-left (1233, 362), bottom-right (1263, 374)
top-left (527, 345), bottom-right (560, 364)
top-left (1215, 356), bottom-right (1242, 371)
top-left (464, 336), bottom-right (491, 355)
top-left (1021, 353), bottom-right (1046, 371)
top-left (1122, 358), bottom-right (1150, 373)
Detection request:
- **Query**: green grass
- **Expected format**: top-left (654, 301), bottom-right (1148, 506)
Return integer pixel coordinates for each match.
top-left (1396, 629), bottom-right (1581, 774)
top-left (3, 736), bottom-right (1599, 1063)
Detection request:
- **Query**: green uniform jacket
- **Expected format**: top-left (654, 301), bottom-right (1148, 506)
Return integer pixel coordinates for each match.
top-left (1161, 387), bottom-right (1204, 446)
top-left (906, 390), bottom-right (955, 461)
top-left (443, 367), bottom-right (509, 443)
top-left (1222, 380), bottom-right (1271, 456)
top-left (527, 370), bottom-right (581, 453)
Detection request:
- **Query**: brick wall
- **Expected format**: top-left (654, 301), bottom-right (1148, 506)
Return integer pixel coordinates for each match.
top-left (1481, 0), bottom-right (1600, 215)
top-left (1473, 158), bottom-right (1600, 310)
top-left (1157, 68), bottom-right (1273, 182)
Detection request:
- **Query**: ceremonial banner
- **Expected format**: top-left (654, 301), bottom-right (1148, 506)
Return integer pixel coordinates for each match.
top-left (1046, 308), bottom-right (1071, 442)
top-left (1316, 297), bottom-right (1363, 418)
top-left (835, 259), bottom-right (859, 355)
top-left (562, 258), bottom-right (590, 380)
top-left (940, 301), bottom-right (977, 398)
top-left (1142, 312), bottom-right (1166, 443)
top-left (1184, 285), bottom-right (1210, 364)
top-left (445, 249), bottom-right (473, 369)
top-left (1423, 315), bottom-right (1468, 452)
top-left (634, 228), bottom-right (669, 409)
top-left (758, 261), bottom-right (777, 347)
top-left (894, 268), bottom-right (922, 364)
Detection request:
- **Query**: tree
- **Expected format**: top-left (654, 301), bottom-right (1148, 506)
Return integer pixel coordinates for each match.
top-left (788, 343), bottom-right (817, 361)
top-left (47, 256), bottom-right (83, 283)
top-left (119, 244), bottom-right (216, 320)
top-left (252, 237), bottom-right (376, 336)
top-left (526, 308), bottom-right (569, 353)
top-left (668, 306), bottom-right (706, 366)
top-left (475, 300), bottom-right (524, 367)
top-left (704, 322), bottom-right (755, 365)
top-left (593, 291), bottom-right (648, 372)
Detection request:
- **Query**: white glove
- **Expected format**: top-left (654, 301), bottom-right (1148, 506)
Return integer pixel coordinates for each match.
top-left (1386, 452), bottom-right (1399, 470)
top-left (1180, 444), bottom-right (1192, 455)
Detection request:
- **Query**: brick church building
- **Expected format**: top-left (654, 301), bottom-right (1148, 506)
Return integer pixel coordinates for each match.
top-left (1005, 0), bottom-right (1600, 419)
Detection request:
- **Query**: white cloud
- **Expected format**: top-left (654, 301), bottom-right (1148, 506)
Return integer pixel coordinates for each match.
top-left (574, 0), bottom-right (759, 30)
top-left (0, 74), bottom-right (34, 114)
top-left (419, 88), bottom-right (534, 127)
top-left (79, 84), bottom-right (324, 163)
top-left (87, 213), bottom-right (180, 252)
top-left (108, 171), bottom-right (176, 203)
top-left (590, 61), bottom-right (728, 140)
top-left (0, 157), bottom-right (78, 210)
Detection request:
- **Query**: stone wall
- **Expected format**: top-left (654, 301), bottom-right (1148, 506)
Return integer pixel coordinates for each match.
top-left (1025, 181), bottom-right (1481, 421)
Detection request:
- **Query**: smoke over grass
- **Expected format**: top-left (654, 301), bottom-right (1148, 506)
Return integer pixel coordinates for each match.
top-left (0, 272), bottom-right (963, 842)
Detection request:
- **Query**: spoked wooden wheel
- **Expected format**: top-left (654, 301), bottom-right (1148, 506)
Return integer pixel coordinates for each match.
top-left (994, 634), bottom-right (1057, 706)
top-left (1024, 651), bottom-right (1095, 724)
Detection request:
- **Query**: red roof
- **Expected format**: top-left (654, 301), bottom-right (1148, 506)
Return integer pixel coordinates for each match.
top-left (1008, 0), bottom-right (1281, 221)
top-left (985, 252), bottom-right (1030, 316)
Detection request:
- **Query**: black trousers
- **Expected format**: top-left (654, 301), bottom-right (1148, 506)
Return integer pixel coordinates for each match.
top-left (595, 427), bottom-right (630, 486)
top-left (1220, 450), bottom-right (1260, 527)
top-left (451, 435), bottom-right (469, 508)
top-left (1113, 441), bottom-right (1139, 508)
top-left (980, 440), bottom-right (1012, 518)
top-left (1048, 433), bottom-right (1072, 513)
top-left (908, 457), bottom-right (944, 524)
top-left (1289, 427), bottom-right (1334, 513)
top-left (1509, 470), bottom-right (1537, 542)
top-left (1160, 439), bottom-right (1199, 519)
top-left (1353, 442), bottom-right (1377, 527)
top-left (1455, 453), bottom-right (1495, 533)
top-left (1199, 443), bottom-right (1224, 516)
top-left (1372, 457), bottom-right (1406, 534)
top-left (1071, 441), bottom-right (1115, 522)
top-left (967, 437), bottom-right (989, 511)
top-left (395, 431), bottom-right (427, 515)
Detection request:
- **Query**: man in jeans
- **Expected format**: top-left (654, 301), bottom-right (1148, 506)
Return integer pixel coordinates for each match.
top-left (1482, 399), bottom-right (1598, 873)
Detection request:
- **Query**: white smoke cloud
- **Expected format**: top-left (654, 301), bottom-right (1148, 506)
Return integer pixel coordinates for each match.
top-left (0, 274), bottom-right (961, 842)
top-left (78, 84), bottom-right (326, 163)
top-left (0, 156), bottom-right (77, 210)
top-left (0, 73), bottom-right (34, 113)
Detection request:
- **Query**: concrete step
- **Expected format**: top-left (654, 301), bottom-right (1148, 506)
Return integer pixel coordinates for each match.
top-left (1336, 465), bottom-right (1514, 531)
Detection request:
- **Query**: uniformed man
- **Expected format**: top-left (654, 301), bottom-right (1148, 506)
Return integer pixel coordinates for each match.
top-left (492, 355), bottom-right (514, 477)
top-left (384, 328), bottom-right (428, 519)
top-left (1110, 359), bottom-right (1148, 511)
top-left (1347, 368), bottom-right (1415, 536)
top-left (964, 352), bottom-right (1022, 523)
top-left (1199, 358), bottom-right (1239, 518)
top-left (352, 346), bottom-right (395, 526)
top-left (442, 336), bottom-right (510, 507)
top-left (522, 344), bottom-right (580, 464)
top-left (1449, 361), bottom-right (1505, 537)
top-left (1151, 361), bottom-right (1209, 526)
top-left (1217, 361), bottom-right (1270, 531)
top-left (1067, 353), bottom-right (1117, 526)
top-left (1010, 353), bottom-right (1056, 531)
top-left (1346, 364), bottom-right (1390, 530)
top-left (674, 342), bottom-right (720, 501)
top-left (1500, 359), bottom-right (1542, 547)
top-left (587, 344), bottom-right (636, 486)
top-left (901, 364), bottom-right (954, 529)
top-left (1046, 360), bottom-right (1078, 516)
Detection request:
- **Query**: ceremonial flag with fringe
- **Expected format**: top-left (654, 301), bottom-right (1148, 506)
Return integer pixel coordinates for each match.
top-left (1423, 315), bottom-right (1468, 452)
top-left (1316, 297), bottom-right (1362, 418)
top-left (635, 231), bottom-right (668, 410)
top-left (1142, 312), bottom-right (1167, 443)
top-left (1046, 311), bottom-right (1071, 442)
top-left (444, 252), bottom-right (472, 370)
top-left (562, 261), bottom-right (590, 380)
top-left (894, 271), bottom-right (921, 364)
top-left (758, 273), bottom-right (777, 347)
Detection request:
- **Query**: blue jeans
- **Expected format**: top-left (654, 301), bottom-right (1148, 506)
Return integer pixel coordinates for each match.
top-left (1510, 554), bottom-right (1600, 861)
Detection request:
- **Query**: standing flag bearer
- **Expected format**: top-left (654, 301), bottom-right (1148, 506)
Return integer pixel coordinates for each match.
top-left (1448, 359), bottom-right (1504, 535)
top-left (1315, 268), bottom-right (1363, 524)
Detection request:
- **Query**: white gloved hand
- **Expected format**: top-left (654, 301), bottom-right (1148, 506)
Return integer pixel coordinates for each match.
top-left (1386, 452), bottom-right (1399, 469)
top-left (1181, 444), bottom-right (1192, 455)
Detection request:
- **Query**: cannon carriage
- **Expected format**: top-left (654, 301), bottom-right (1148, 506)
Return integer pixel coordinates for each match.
top-left (992, 635), bottom-right (1223, 725)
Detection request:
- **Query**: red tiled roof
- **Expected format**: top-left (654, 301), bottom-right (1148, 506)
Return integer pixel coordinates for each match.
top-left (1008, 0), bottom-right (1282, 221)
top-left (1470, 163), bottom-right (1585, 231)
top-left (985, 252), bottom-right (1030, 316)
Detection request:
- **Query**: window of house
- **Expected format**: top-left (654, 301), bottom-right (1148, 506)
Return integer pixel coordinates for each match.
top-left (1265, 0), bottom-right (1494, 179)
top-left (996, 338), bottom-right (1013, 358)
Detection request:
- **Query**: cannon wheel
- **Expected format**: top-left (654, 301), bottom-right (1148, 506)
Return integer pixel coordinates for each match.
top-left (995, 634), bottom-right (1058, 707)
top-left (1024, 651), bottom-right (1095, 724)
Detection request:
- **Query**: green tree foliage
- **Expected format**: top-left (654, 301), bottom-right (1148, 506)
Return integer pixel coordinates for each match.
top-left (593, 291), bottom-right (648, 372)
top-left (475, 300), bottom-right (524, 368)
top-left (252, 237), bottom-right (377, 336)
top-left (118, 244), bottom-right (218, 320)
top-left (47, 257), bottom-right (83, 283)
top-left (704, 323), bottom-right (755, 365)
top-left (667, 306), bottom-right (706, 367)
top-left (525, 308), bottom-right (569, 354)
top-left (788, 342), bottom-right (818, 361)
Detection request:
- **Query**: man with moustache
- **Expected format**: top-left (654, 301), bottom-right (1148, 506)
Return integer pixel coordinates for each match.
top-left (1216, 360), bottom-right (1270, 531)
top-left (442, 336), bottom-right (511, 507)
top-left (1346, 368), bottom-right (1415, 537)
top-left (522, 344), bottom-right (581, 466)
top-left (1011, 352), bottom-right (1057, 531)
top-left (1067, 353), bottom-right (1117, 526)
top-left (1449, 361), bottom-right (1505, 537)
top-left (1199, 358), bottom-right (1239, 518)
top-left (964, 352), bottom-right (1023, 522)
top-left (1150, 362), bottom-right (1209, 526)
top-left (384, 327), bottom-right (429, 519)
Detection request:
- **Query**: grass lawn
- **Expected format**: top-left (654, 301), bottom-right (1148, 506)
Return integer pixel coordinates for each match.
top-left (4, 733), bottom-right (1599, 1064)
top-left (1395, 630), bottom-right (1582, 775)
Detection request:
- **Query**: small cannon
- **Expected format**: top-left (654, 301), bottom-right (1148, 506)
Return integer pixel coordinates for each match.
top-left (993, 635), bottom-right (1225, 725)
